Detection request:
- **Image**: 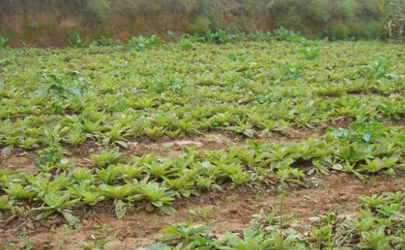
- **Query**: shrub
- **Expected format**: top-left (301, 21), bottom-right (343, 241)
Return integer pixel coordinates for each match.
top-left (228, 15), bottom-right (255, 33)
top-left (274, 27), bottom-right (304, 42)
top-left (362, 20), bottom-right (386, 40)
top-left (86, 0), bottom-right (110, 20)
top-left (334, 0), bottom-right (360, 20)
top-left (304, 0), bottom-right (332, 22)
top-left (0, 35), bottom-right (10, 48)
top-left (187, 15), bottom-right (211, 34)
top-left (324, 20), bottom-right (351, 40)
top-left (383, 0), bottom-right (405, 39)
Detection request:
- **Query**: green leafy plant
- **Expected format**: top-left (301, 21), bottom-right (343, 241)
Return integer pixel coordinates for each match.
top-left (159, 222), bottom-right (210, 246)
top-left (96, 166), bottom-right (121, 184)
top-left (275, 27), bottom-right (304, 43)
top-left (299, 47), bottom-right (321, 60)
top-left (219, 228), bottom-right (272, 250)
top-left (357, 227), bottom-right (393, 249)
top-left (139, 182), bottom-right (176, 214)
top-left (91, 148), bottom-right (125, 168)
top-left (69, 33), bottom-right (90, 48)
top-left (0, 35), bottom-right (10, 48)
top-left (76, 234), bottom-right (116, 250)
top-left (98, 36), bottom-right (113, 46)
top-left (358, 194), bottom-right (388, 209)
top-left (146, 161), bottom-right (177, 180)
top-left (363, 57), bottom-right (391, 79)
top-left (0, 196), bottom-right (15, 211)
top-left (4, 184), bottom-right (37, 199)
top-left (33, 194), bottom-right (81, 228)
top-left (97, 183), bottom-right (141, 219)
top-left (163, 176), bottom-right (197, 198)
top-left (145, 126), bottom-right (165, 141)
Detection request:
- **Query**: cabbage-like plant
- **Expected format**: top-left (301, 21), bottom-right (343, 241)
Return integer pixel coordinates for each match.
top-left (97, 183), bottom-right (141, 219)
top-left (0, 196), bottom-right (14, 211)
top-left (4, 184), bottom-right (38, 199)
top-left (91, 148), bottom-right (125, 168)
top-left (33, 194), bottom-right (81, 228)
top-left (139, 182), bottom-right (176, 214)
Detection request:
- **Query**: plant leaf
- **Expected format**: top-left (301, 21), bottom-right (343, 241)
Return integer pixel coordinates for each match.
top-left (115, 140), bottom-right (128, 148)
top-left (152, 201), bottom-right (163, 207)
top-left (211, 184), bottom-right (224, 192)
top-left (146, 203), bottom-right (154, 212)
top-left (1, 146), bottom-right (12, 156)
top-left (35, 210), bottom-right (54, 221)
top-left (61, 211), bottom-right (81, 229)
top-left (115, 200), bottom-right (127, 219)
top-left (158, 205), bottom-right (176, 215)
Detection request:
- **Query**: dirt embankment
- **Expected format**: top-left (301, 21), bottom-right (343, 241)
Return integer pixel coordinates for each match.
top-left (0, 9), bottom-right (191, 47)
top-left (0, 0), bottom-right (274, 48)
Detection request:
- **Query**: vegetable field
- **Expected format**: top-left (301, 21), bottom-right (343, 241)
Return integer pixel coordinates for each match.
top-left (1, 39), bottom-right (405, 249)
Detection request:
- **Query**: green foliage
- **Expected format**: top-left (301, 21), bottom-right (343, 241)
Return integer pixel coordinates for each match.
top-left (75, 235), bottom-right (115, 250)
top-left (145, 127), bottom-right (165, 141)
top-left (86, 0), bottom-right (109, 20)
top-left (33, 194), bottom-right (81, 228)
top-left (96, 166), bottom-right (121, 184)
top-left (274, 27), bottom-right (304, 42)
top-left (147, 190), bottom-right (405, 249)
top-left (330, 116), bottom-right (386, 144)
top-left (2, 39), bottom-right (405, 240)
top-left (91, 148), bottom-right (125, 168)
top-left (187, 16), bottom-right (211, 34)
top-left (324, 20), bottom-right (352, 40)
top-left (159, 222), bottom-right (210, 245)
top-left (127, 35), bottom-right (162, 51)
top-left (69, 33), bottom-right (90, 48)
top-left (0, 196), bottom-right (15, 210)
top-left (219, 229), bottom-right (272, 249)
top-left (4, 184), bottom-right (37, 199)
top-left (248, 31), bottom-right (273, 42)
top-left (335, 0), bottom-right (360, 19)
top-left (1, 0), bottom-right (389, 41)
top-left (140, 182), bottom-right (176, 214)
top-left (299, 47), bottom-right (321, 60)
top-left (0, 35), bottom-right (10, 48)
top-left (98, 36), bottom-right (113, 46)
top-left (382, 0), bottom-right (405, 39)
top-left (304, 0), bottom-right (332, 22)
top-left (363, 57), bottom-right (391, 79)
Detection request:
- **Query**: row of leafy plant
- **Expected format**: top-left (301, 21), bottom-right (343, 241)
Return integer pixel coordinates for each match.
top-left (67, 23), bottom-right (404, 50)
top-left (1, 41), bottom-right (404, 150)
top-left (1, 119), bottom-right (405, 228)
top-left (68, 28), bottom-right (304, 49)
top-left (1, 93), bottom-right (405, 150)
top-left (146, 190), bottom-right (405, 249)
